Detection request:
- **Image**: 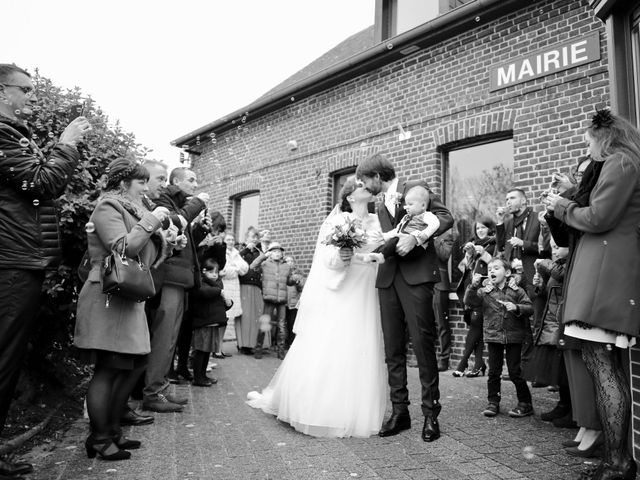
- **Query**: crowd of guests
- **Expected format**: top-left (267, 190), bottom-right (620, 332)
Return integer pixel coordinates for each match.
top-left (449, 109), bottom-right (640, 479)
top-left (0, 63), bottom-right (308, 473)
top-left (0, 60), bottom-right (639, 480)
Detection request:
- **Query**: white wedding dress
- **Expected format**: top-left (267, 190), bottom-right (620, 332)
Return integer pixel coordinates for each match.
top-left (247, 209), bottom-right (388, 438)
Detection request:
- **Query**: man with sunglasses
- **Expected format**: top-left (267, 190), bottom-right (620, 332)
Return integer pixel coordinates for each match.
top-left (0, 64), bottom-right (90, 479)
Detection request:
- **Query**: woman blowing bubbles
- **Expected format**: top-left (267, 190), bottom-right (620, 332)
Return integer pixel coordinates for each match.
top-left (74, 158), bottom-right (170, 461)
top-left (544, 109), bottom-right (640, 480)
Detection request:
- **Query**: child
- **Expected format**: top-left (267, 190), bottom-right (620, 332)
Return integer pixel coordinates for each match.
top-left (284, 255), bottom-right (305, 351)
top-left (381, 185), bottom-right (440, 258)
top-left (189, 258), bottom-right (232, 387)
top-left (253, 242), bottom-right (293, 360)
top-left (464, 257), bottom-right (534, 418)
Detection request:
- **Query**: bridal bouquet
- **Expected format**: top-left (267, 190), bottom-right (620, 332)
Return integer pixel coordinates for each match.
top-left (323, 217), bottom-right (367, 263)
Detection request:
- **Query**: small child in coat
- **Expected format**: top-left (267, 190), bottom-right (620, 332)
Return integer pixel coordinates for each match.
top-left (464, 257), bottom-right (534, 418)
top-left (252, 241), bottom-right (293, 360)
top-left (381, 185), bottom-right (440, 258)
top-left (190, 258), bottom-right (232, 387)
top-left (284, 255), bottom-right (306, 350)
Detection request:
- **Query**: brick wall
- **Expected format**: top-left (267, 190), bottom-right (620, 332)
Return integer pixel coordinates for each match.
top-left (190, 0), bottom-right (608, 364)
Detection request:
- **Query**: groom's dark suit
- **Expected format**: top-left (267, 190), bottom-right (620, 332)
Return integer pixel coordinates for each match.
top-left (376, 179), bottom-right (454, 419)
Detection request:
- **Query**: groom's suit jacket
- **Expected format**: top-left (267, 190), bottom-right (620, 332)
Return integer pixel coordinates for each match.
top-left (376, 179), bottom-right (454, 289)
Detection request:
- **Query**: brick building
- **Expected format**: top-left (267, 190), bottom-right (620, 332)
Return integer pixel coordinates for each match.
top-left (174, 0), bottom-right (608, 345)
top-left (175, 0), bottom-right (640, 456)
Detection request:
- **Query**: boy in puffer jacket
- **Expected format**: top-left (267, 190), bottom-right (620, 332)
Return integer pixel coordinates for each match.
top-left (251, 242), bottom-right (293, 360)
top-left (464, 257), bottom-right (533, 419)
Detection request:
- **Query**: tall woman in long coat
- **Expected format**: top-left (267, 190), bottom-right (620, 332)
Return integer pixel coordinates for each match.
top-left (75, 159), bottom-right (168, 461)
top-left (545, 109), bottom-right (640, 480)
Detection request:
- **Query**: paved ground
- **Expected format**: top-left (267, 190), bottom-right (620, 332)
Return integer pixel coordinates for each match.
top-left (23, 343), bottom-right (607, 480)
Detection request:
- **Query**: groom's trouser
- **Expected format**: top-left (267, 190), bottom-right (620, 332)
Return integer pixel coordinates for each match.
top-left (379, 272), bottom-right (441, 418)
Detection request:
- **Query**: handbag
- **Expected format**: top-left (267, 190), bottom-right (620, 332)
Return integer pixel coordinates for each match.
top-left (102, 239), bottom-right (156, 303)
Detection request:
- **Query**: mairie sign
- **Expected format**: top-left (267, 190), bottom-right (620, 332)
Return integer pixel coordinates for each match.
top-left (489, 32), bottom-right (600, 91)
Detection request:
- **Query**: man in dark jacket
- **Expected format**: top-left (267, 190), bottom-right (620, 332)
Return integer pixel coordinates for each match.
top-left (0, 64), bottom-right (89, 478)
top-left (357, 153), bottom-right (454, 444)
top-left (142, 167), bottom-right (210, 412)
top-left (495, 188), bottom-right (546, 282)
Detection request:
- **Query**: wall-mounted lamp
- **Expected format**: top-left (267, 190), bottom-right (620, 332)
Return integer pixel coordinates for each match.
top-left (397, 123), bottom-right (412, 141)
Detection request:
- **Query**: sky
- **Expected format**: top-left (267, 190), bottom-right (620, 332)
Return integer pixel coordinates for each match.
top-left (4, 0), bottom-right (374, 168)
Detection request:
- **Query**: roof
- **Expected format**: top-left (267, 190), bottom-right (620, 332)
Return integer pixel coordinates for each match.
top-left (172, 0), bottom-right (529, 149)
top-left (259, 26), bottom-right (375, 99)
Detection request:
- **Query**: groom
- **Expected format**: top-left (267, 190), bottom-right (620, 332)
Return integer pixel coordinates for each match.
top-left (356, 153), bottom-right (453, 442)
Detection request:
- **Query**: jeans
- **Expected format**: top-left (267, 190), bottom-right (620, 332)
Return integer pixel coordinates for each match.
top-left (487, 342), bottom-right (531, 405)
top-left (456, 310), bottom-right (485, 372)
top-left (263, 301), bottom-right (286, 353)
top-left (0, 269), bottom-right (44, 434)
top-left (143, 285), bottom-right (185, 400)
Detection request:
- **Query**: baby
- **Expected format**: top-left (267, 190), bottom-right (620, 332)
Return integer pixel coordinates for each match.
top-left (381, 185), bottom-right (440, 258)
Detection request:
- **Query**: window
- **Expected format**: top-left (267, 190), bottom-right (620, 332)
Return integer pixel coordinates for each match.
top-left (332, 168), bottom-right (357, 207)
top-left (232, 192), bottom-right (260, 242)
top-left (444, 138), bottom-right (514, 286)
top-left (379, 0), bottom-right (476, 39)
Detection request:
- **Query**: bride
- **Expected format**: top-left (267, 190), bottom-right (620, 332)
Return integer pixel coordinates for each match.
top-left (247, 176), bottom-right (388, 438)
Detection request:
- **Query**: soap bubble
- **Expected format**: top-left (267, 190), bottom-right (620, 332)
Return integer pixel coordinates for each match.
top-left (522, 445), bottom-right (535, 460)
top-left (32, 199), bottom-right (40, 207)
top-left (19, 138), bottom-right (29, 148)
top-left (85, 222), bottom-right (96, 233)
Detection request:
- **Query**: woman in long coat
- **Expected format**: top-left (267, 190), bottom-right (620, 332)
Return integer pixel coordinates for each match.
top-left (545, 109), bottom-right (640, 480)
top-left (75, 158), bottom-right (169, 461)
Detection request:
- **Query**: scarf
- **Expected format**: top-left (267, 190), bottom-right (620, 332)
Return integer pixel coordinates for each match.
top-left (571, 161), bottom-right (603, 207)
top-left (99, 191), bottom-right (171, 268)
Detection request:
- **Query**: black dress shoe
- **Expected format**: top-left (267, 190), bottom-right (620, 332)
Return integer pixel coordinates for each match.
top-left (378, 411), bottom-right (411, 437)
top-left (0, 456), bottom-right (33, 476)
top-left (421, 416), bottom-right (440, 442)
top-left (120, 408), bottom-right (154, 426)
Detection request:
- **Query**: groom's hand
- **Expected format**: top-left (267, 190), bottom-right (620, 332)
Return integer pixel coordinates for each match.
top-left (395, 233), bottom-right (417, 256)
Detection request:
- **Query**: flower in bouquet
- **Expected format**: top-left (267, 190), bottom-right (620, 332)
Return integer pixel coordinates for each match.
top-left (323, 217), bottom-right (368, 250)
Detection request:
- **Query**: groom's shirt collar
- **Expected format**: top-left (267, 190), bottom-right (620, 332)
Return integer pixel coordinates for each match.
top-left (384, 178), bottom-right (400, 216)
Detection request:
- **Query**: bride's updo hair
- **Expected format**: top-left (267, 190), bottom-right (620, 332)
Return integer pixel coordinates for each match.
top-left (339, 176), bottom-right (359, 212)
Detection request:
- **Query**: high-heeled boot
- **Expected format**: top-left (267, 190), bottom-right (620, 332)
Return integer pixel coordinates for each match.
top-left (85, 435), bottom-right (131, 460)
top-left (111, 430), bottom-right (142, 450)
